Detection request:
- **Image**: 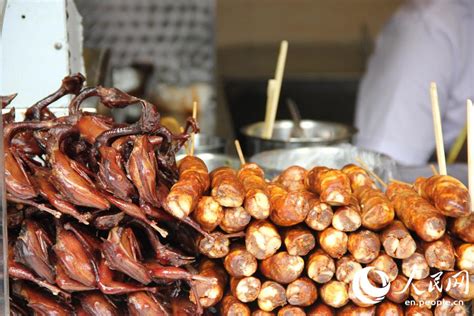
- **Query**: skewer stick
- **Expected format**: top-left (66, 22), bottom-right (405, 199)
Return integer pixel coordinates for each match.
top-left (355, 156), bottom-right (387, 188)
top-left (430, 82), bottom-right (447, 175)
top-left (190, 101), bottom-right (197, 156)
top-left (430, 164), bottom-right (439, 176)
top-left (389, 178), bottom-right (410, 186)
top-left (262, 41), bottom-right (288, 139)
top-left (263, 79), bottom-right (276, 137)
top-left (234, 140), bottom-right (246, 166)
top-left (467, 99), bottom-right (474, 212)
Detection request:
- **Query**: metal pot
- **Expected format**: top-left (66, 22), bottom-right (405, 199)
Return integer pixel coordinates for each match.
top-left (177, 153), bottom-right (240, 171)
top-left (250, 145), bottom-right (397, 183)
top-left (240, 120), bottom-right (357, 156)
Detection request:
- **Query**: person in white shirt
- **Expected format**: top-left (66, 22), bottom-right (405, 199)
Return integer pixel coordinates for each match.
top-left (355, 0), bottom-right (474, 165)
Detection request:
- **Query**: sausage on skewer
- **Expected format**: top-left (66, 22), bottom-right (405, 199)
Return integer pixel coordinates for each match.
top-left (386, 182), bottom-right (446, 242)
top-left (305, 167), bottom-right (352, 206)
top-left (414, 175), bottom-right (471, 217)
top-left (210, 166), bottom-right (245, 207)
top-left (237, 163), bottom-right (271, 219)
top-left (165, 156), bottom-right (210, 219)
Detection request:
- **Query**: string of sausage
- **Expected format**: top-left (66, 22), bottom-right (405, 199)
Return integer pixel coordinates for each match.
top-left (237, 163), bottom-right (270, 219)
top-left (413, 175), bottom-right (471, 218)
top-left (386, 182), bottom-right (446, 242)
top-left (305, 166), bottom-right (351, 206)
top-left (165, 156), bottom-right (210, 219)
top-left (342, 164), bottom-right (394, 230)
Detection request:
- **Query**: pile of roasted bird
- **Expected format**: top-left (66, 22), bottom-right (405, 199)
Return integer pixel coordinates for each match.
top-left (4, 74), bottom-right (474, 315)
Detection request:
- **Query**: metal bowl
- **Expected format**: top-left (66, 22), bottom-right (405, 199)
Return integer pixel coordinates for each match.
top-left (177, 153), bottom-right (240, 172)
top-left (240, 120), bottom-right (357, 156)
top-left (178, 134), bottom-right (227, 155)
top-left (250, 145), bottom-right (397, 183)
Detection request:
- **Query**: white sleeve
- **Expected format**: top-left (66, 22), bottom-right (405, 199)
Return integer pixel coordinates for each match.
top-left (355, 4), bottom-right (455, 165)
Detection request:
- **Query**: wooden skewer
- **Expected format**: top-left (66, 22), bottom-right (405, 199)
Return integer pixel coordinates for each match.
top-left (389, 178), bottom-right (410, 186)
top-left (263, 79), bottom-right (276, 137)
top-left (355, 156), bottom-right (387, 188)
top-left (190, 101), bottom-right (197, 156)
top-left (430, 164), bottom-right (439, 176)
top-left (467, 99), bottom-right (474, 212)
top-left (262, 41), bottom-right (288, 139)
top-left (234, 140), bottom-right (246, 166)
top-left (430, 82), bottom-right (447, 175)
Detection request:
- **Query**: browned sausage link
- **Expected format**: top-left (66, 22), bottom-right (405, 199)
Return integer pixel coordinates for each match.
top-left (332, 196), bottom-right (362, 232)
top-left (367, 252), bottom-right (398, 283)
top-left (257, 281), bottom-right (287, 312)
top-left (192, 196), bottom-right (223, 232)
top-left (197, 232), bottom-right (230, 258)
top-left (456, 243), bottom-right (474, 273)
top-left (285, 277), bottom-right (318, 307)
top-left (268, 184), bottom-right (312, 226)
top-left (165, 156), bottom-right (209, 219)
top-left (277, 306), bottom-right (306, 316)
top-left (192, 259), bottom-right (227, 308)
top-left (210, 166), bottom-right (245, 207)
top-left (375, 301), bottom-right (403, 316)
top-left (410, 278), bottom-right (442, 306)
top-left (341, 164), bottom-right (377, 192)
top-left (220, 294), bottom-right (251, 316)
top-left (405, 305), bottom-right (433, 316)
top-left (224, 244), bottom-right (258, 277)
top-left (318, 227), bottom-right (348, 259)
top-left (336, 255), bottom-right (362, 284)
top-left (305, 198), bottom-right (333, 231)
top-left (320, 280), bottom-right (349, 308)
top-left (338, 304), bottom-right (375, 316)
top-left (402, 253), bottom-right (429, 280)
top-left (421, 234), bottom-right (455, 271)
top-left (306, 249), bottom-right (335, 283)
top-left (380, 220), bottom-right (417, 259)
top-left (275, 165), bottom-right (307, 192)
top-left (260, 251), bottom-right (305, 284)
top-left (386, 275), bottom-right (410, 304)
top-left (355, 186), bottom-right (394, 230)
top-left (441, 271), bottom-right (474, 301)
top-left (238, 163), bottom-right (270, 219)
top-left (230, 276), bottom-right (261, 303)
top-left (386, 182), bottom-right (446, 242)
top-left (414, 175), bottom-right (471, 217)
top-left (347, 230), bottom-right (380, 264)
top-left (283, 226), bottom-right (316, 256)
top-left (347, 276), bottom-right (381, 308)
top-left (452, 213), bottom-right (474, 242)
top-left (307, 303), bottom-right (335, 316)
top-left (245, 220), bottom-right (282, 260)
top-left (434, 297), bottom-right (469, 316)
top-left (219, 206), bottom-right (251, 233)
top-left (305, 167), bottom-right (352, 206)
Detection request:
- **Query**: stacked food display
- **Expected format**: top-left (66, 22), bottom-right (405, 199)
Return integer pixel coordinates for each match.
top-left (4, 75), bottom-right (473, 315)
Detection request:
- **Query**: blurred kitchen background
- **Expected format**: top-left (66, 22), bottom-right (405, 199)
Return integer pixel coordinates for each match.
top-left (74, 0), bottom-right (401, 139)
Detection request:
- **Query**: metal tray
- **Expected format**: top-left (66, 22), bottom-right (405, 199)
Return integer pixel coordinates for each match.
top-left (250, 144), bottom-right (397, 183)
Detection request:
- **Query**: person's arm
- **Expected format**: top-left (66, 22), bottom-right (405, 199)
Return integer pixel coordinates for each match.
top-left (355, 4), bottom-right (455, 165)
